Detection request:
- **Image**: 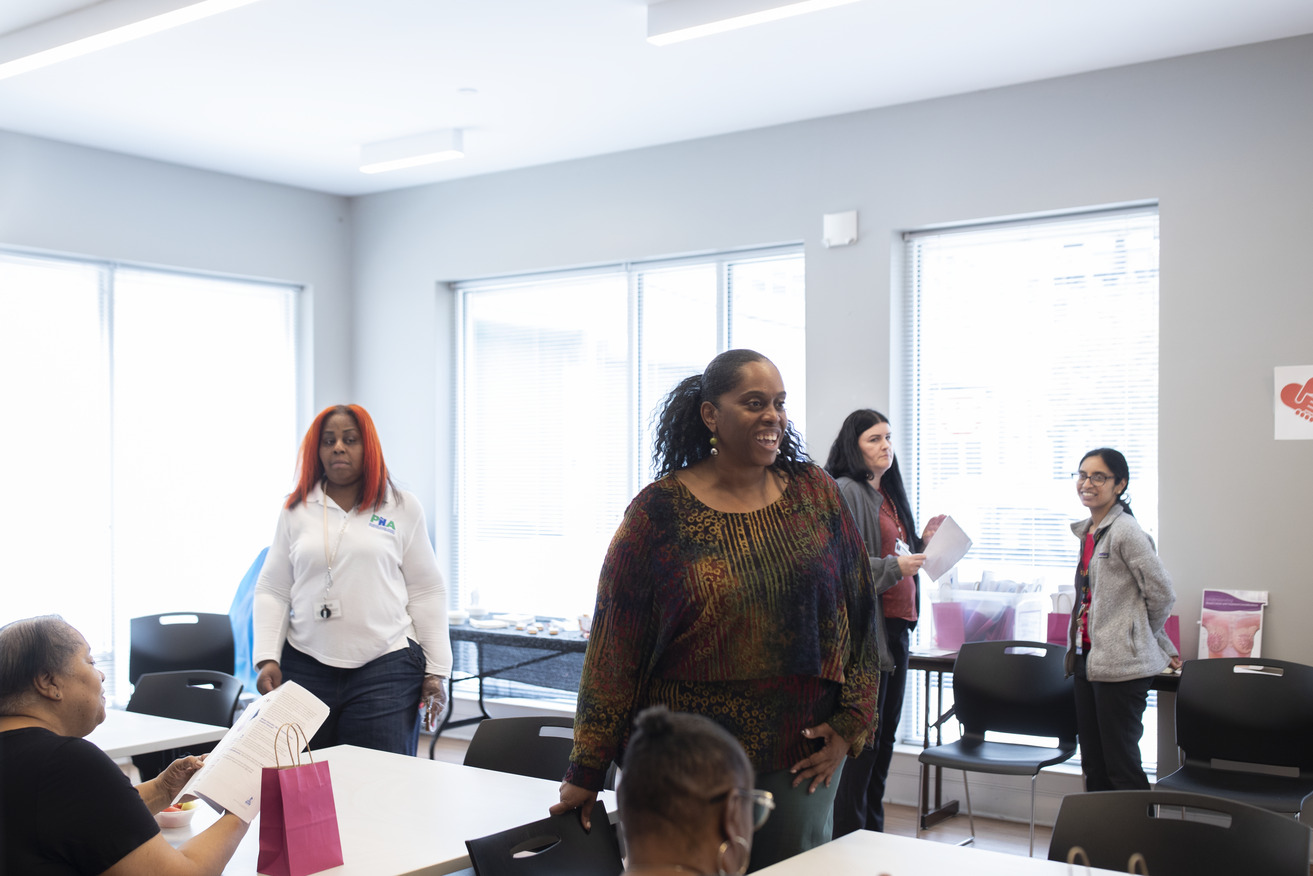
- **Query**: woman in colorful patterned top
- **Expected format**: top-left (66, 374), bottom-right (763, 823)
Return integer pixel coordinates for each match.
top-left (551, 350), bottom-right (881, 871)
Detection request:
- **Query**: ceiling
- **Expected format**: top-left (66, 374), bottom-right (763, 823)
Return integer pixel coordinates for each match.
top-left (2, 0), bottom-right (1311, 197)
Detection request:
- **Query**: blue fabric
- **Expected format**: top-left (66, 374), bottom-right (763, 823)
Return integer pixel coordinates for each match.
top-left (229, 547), bottom-right (268, 691)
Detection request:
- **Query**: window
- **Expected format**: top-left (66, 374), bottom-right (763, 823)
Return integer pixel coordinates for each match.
top-left (0, 248), bottom-right (300, 700)
top-left (901, 207), bottom-right (1160, 765)
top-left (455, 247), bottom-right (805, 625)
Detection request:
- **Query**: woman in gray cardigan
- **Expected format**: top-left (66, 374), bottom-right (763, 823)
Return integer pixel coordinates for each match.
top-left (1068, 447), bottom-right (1181, 791)
top-left (825, 409), bottom-right (944, 836)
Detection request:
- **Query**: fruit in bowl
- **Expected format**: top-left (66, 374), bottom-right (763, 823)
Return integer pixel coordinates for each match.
top-left (155, 801), bottom-right (198, 829)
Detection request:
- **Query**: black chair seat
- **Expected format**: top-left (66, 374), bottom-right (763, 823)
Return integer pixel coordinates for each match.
top-left (130, 612), bottom-right (235, 685)
top-left (465, 801), bottom-right (622, 876)
top-left (920, 738), bottom-right (1077, 776)
top-left (126, 670), bottom-right (243, 780)
top-left (915, 640), bottom-right (1078, 856)
top-left (1160, 657), bottom-right (1313, 818)
top-left (462, 716), bottom-right (576, 782)
top-left (1048, 789), bottom-right (1313, 876)
top-left (1156, 763), bottom-right (1313, 814)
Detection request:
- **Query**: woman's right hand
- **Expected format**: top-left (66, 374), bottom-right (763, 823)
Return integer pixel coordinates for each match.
top-left (255, 661), bottom-right (282, 694)
top-left (550, 782), bottom-right (598, 830)
top-left (896, 553), bottom-right (926, 577)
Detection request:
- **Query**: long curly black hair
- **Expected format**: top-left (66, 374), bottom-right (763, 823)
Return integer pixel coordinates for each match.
top-left (650, 349), bottom-right (808, 479)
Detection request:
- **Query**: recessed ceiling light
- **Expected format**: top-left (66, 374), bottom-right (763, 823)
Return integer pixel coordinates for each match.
top-left (0, 0), bottom-right (267, 81)
top-left (647, 0), bottom-right (864, 47)
top-left (360, 129), bottom-right (465, 174)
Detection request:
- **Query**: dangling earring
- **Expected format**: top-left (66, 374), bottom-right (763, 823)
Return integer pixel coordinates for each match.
top-left (717, 836), bottom-right (750, 876)
top-left (709, 435), bottom-right (719, 457)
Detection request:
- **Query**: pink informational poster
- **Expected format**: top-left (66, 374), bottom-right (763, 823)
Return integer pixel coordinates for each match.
top-left (1199, 589), bottom-right (1269, 659)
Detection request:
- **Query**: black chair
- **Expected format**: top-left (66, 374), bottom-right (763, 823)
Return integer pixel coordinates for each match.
top-left (465, 801), bottom-right (623, 876)
top-left (1155, 657), bottom-right (1313, 818)
top-left (125, 669), bottom-right (243, 780)
top-left (1048, 789), bottom-right (1313, 876)
top-left (463, 716), bottom-right (577, 782)
top-left (129, 612), bottom-right (235, 685)
top-left (916, 640), bottom-right (1077, 855)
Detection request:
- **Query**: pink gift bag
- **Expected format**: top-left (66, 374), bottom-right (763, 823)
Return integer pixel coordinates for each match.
top-left (257, 724), bottom-right (344, 876)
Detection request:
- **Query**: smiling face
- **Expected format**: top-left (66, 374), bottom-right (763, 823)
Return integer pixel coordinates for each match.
top-left (319, 411), bottom-right (364, 490)
top-left (702, 359), bottom-right (787, 469)
top-left (858, 421), bottom-right (894, 480)
top-left (1076, 452), bottom-right (1126, 520)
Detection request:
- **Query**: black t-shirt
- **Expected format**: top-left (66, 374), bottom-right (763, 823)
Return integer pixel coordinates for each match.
top-left (0, 727), bottom-right (160, 875)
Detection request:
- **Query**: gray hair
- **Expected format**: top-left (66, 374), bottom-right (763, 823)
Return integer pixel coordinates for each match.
top-left (0, 615), bottom-right (82, 715)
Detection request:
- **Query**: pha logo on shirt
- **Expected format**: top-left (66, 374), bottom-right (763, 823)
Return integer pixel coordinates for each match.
top-left (369, 514), bottom-right (397, 533)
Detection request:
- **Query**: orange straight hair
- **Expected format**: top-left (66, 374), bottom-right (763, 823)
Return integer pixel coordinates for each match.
top-left (285, 404), bottom-right (391, 510)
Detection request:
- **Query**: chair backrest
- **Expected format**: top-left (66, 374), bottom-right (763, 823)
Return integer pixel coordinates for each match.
top-left (126, 670), bottom-right (244, 727)
top-left (463, 716), bottom-right (576, 782)
top-left (129, 612), bottom-right (235, 685)
top-left (1175, 657), bottom-right (1313, 769)
top-left (951, 640), bottom-right (1076, 743)
top-left (465, 801), bottom-right (623, 876)
top-left (1048, 789), bottom-right (1313, 876)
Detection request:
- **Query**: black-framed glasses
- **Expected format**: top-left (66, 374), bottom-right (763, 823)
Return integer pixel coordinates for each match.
top-left (707, 788), bottom-right (775, 831)
top-left (1072, 472), bottom-right (1112, 486)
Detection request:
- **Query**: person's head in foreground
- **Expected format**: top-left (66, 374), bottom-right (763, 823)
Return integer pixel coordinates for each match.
top-left (1, 615), bottom-right (251, 876)
top-left (0, 614), bottom-right (105, 735)
top-left (618, 706), bottom-right (773, 876)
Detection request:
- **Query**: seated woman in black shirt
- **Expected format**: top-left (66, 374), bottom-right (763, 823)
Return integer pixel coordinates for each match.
top-left (0, 615), bottom-right (251, 875)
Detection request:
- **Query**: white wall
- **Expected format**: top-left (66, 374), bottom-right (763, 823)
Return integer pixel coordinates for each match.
top-left (0, 130), bottom-right (355, 420)
top-left (352, 35), bottom-right (1313, 664)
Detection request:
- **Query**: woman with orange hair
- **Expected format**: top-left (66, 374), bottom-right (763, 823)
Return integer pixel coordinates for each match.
top-left (253, 404), bottom-right (451, 755)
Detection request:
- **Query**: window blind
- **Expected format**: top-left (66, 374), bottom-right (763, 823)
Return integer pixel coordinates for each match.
top-left (898, 207), bottom-right (1160, 754)
top-left (453, 246), bottom-right (805, 631)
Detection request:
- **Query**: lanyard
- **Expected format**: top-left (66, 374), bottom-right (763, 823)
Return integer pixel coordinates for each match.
top-left (322, 485), bottom-right (355, 596)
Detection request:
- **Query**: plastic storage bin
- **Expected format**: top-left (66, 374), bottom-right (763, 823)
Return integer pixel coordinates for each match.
top-left (929, 586), bottom-right (1043, 651)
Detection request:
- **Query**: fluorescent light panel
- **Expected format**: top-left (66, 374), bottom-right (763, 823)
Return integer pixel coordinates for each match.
top-left (0, 0), bottom-right (265, 81)
top-left (647, 0), bottom-right (863, 46)
top-left (360, 129), bottom-right (465, 175)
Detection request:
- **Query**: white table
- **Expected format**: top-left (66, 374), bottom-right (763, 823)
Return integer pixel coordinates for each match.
top-left (170, 744), bottom-right (615, 876)
top-left (754, 830), bottom-right (1126, 875)
top-left (88, 709), bottom-right (229, 759)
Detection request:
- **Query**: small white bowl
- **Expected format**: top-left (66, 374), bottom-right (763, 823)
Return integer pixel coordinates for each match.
top-left (155, 807), bottom-right (196, 829)
top-left (448, 609), bottom-right (469, 625)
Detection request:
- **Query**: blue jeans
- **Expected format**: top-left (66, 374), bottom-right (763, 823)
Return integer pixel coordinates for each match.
top-left (280, 639), bottom-right (425, 756)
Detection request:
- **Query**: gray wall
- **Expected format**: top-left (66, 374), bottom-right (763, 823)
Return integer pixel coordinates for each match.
top-left (0, 130), bottom-right (355, 420)
top-left (352, 35), bottom-right (1313, 663)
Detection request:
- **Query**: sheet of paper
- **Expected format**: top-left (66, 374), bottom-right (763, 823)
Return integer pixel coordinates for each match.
top-left (175, 680), bottom-right (330, 823)
top-left (922, 515), bottom-right (972, 582)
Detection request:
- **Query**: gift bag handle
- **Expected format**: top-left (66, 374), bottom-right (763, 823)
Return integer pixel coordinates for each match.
top-left (272, 723), bottom-right (315, 768)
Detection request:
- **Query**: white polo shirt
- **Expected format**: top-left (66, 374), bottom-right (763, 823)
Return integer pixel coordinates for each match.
top-left (253, 483), bottom-right (452, 676)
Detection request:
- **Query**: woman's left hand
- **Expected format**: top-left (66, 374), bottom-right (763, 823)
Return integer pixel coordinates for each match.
top-left (421, 675), bottom-right (448, 731)
top-left (788, 722), bottom-right (850, 794)
top-left (1169, 655), bottom-right (1183, 671)
top-left (922, 514), bottom-right (947, 545)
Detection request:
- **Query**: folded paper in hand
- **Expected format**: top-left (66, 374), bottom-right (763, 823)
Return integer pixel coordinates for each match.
top-left (922, 516), bottom-right (972, 582)
top-left (175, 681), bottom-right (330, 823)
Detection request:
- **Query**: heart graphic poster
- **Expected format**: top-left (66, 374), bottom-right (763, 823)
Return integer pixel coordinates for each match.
top-left (1274, 365), bottom-right (1313, 440)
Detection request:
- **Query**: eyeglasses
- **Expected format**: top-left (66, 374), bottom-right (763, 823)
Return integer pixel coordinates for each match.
top-left (1072, 472), bottom-right (1113, 486)
top-left (707, 788), bottom-right (776, 831)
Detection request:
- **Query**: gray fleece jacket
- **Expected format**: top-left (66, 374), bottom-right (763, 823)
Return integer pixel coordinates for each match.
top-left (1065, 503), bottom-right (1178, 682)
